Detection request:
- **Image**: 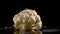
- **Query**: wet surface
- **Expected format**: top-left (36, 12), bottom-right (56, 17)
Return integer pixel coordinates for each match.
top-left (0, 27), bottom-right (60, 34)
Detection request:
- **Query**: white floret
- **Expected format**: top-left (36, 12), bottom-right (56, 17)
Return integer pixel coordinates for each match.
top-left (13, 9), bottom-right (42, 30)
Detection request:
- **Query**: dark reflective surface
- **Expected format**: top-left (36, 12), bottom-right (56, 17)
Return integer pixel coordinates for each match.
top-left (0, 28), bottom-right (60, 34)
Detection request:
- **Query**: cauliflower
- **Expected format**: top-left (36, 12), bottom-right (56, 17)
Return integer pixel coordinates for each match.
top-left (13, 9), bottom-right (42, 30)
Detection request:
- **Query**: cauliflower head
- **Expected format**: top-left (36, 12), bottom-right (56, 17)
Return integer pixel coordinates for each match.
top-left (13, 9), bottom-right (42, 30)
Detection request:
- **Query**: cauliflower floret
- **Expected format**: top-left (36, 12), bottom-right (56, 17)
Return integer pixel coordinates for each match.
top-left (13, 9), bottom-right (42, 30)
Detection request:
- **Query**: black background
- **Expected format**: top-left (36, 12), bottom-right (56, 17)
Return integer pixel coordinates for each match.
top-left (0, 0), bottom-right (60, 29)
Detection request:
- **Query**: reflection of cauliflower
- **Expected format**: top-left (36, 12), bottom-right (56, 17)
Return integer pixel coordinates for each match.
top-left (13, 9), bottom-right (42, 30)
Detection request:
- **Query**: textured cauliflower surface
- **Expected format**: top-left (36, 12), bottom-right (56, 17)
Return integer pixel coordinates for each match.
top-left (13, 9), bottom-right (42, 30)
